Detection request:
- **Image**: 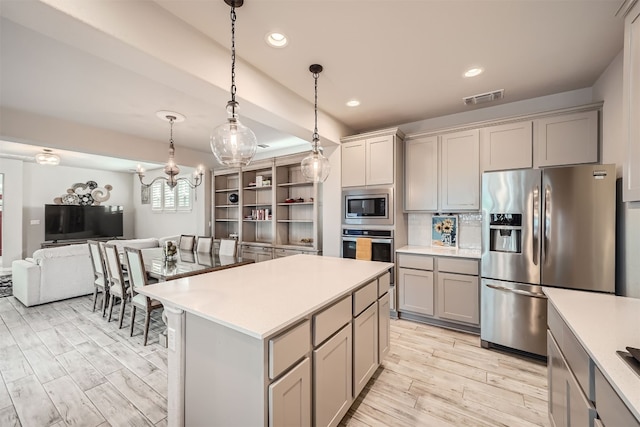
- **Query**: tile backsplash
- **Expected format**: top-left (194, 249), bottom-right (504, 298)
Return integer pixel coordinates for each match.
top-left (407, 213), bottom-right (482, 250)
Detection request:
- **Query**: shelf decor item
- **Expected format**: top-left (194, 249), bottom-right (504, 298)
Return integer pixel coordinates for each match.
top-left (301, 64), bottom-right (331, 183)
top-left (210, 0), bottom-right (257, 167)
top-left (432, 215), bottom-right (458, 248)
top-left (163, 240), bottom-right (178, 262)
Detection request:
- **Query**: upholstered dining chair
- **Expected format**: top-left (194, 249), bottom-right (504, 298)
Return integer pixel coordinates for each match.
top-left (124, 247), bottom-right (163, 346)
top-left (219, 238), bottom-right (237, 257)
top-left (87, 240), bottom-right (109, 316)
top-left (103, 243), bottom-right (130, 329)
top-left (195, 236), bottom-right (213, 254)
top-left (179, 235), bottom-right (196, 251)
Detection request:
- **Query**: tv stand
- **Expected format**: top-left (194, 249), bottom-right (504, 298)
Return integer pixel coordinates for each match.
top-left (41, 237), bottom-right (111, 249)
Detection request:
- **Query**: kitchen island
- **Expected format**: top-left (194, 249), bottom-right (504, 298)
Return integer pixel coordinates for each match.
top-left (544, 287), bottom-right (640, 425)
top-left (138, 254), bottom-right (393, 427)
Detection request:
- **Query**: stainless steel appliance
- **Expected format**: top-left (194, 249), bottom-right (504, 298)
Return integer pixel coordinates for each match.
top-left (616, 178), bottom-right (640, 298)
top-left (342, 187), bottom-right (393, 226)
top-left (481, 164), bottom-right (616, 357)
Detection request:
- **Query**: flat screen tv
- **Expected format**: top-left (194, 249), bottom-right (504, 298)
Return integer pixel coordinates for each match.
top-left (44, 204), bottom-right (124, 242)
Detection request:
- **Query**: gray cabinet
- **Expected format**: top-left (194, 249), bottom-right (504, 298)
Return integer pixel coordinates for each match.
top-left (341, 129), bottom-right (403, 188)
top-left (595, 366), bottom-right (640, 427)
top-left (397, 267), bottom-right (435, 316)
top-left (268, 357), bottom-right (311, 427)
top-left (353, 302), bottom-right (378, 396)
top-left (404, 136), bottom-right (438, 211)
top-left (314, 324), bottom-right (353, 427)
top-left (436, 272), bottom-right (479, 325)
top-left (440, 129), bottom-right (480, 211)
top-left (240, 244), bottom-right (273, 263)
top-left (623, 1), bottom-right (640, 202)
top-left (534, 110), bottom-right (598, 167)
top-left (481, 121), bottom-right (533, 172)
top-left (341, 140), bottom-right (367, 188)
top-left (378, 292), bottom-right (390, 362)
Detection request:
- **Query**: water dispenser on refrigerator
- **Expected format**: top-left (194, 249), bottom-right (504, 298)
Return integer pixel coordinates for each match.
top-left (488, 214), bottom-right (522, 254)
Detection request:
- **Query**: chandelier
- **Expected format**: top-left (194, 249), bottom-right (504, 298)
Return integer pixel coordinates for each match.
top-left (301, 64), bottom-right (330, 183)
top-left (136, 113), bottom-right (204, 190)
top-left (35, 149), bottom-right (60, 166)
top-left (210, 0), bottom-right (257, 168)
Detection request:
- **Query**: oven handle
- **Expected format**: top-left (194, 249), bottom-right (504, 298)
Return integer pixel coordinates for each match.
top-left (485, 283), bottom-right (547, 299)
top-left (341, 237), bottom-right (393, 244)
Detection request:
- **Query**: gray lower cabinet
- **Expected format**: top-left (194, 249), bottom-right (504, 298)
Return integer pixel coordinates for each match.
top-left (268, 357), bottom-right (311, 427)
top-left (240, 244), bottom-right (274, 262)
top-left (594, 367), bottom-right (640, 427)
top-left (378, 292), bottom-right (390, 361)
top-left (398, 267), bottom-right (434, 316)
top-left (353, 302), bottom-right (378, 397)
top-left (436, 272), bottom-right (479, 324)
top-left (314, 324), bottom-right (353, 427)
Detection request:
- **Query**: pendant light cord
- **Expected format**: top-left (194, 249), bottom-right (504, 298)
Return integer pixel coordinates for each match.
top-left (168, 115), bottom-right (176, 154)
top-left (229, 6), bottom-right (237, 116)
top-left (312, 71), bottom-right (319, 150)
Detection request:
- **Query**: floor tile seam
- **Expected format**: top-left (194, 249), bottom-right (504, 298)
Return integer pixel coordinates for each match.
top-left (452, 389), bottom-right (548, 427)
top-left (413, 392), bottom-right (499, 427)
top-left (97, 375), bottom-right (160, 427)
top-left (104, 369), bottom-right (167, 423)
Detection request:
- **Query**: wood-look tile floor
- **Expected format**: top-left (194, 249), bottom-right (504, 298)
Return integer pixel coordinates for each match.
top-left (0, 294), bottom-right (549, 427)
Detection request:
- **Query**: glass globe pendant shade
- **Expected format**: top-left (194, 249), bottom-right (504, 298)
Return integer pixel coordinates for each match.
top-left (301, 147), bottom-right (330, 183)
top-left (210, 102), bottom-right (257, 167)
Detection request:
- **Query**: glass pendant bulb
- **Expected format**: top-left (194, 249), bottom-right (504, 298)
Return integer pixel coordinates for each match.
top-left (210, 101), bottom-right (257, 167)
top-left (301, 147), bottom-right (330, 183)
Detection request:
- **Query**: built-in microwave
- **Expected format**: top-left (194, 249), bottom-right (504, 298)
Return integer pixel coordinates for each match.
top-left (342, 187), bottom-right (393, 226)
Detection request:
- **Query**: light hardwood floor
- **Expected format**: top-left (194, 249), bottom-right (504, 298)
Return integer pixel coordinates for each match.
top-left (0, 294), bottom-right (549, 426)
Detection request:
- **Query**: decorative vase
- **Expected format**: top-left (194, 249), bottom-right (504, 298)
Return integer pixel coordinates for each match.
top-left (441, 233), bottom-right (452, 246)
top-left (163, 240), bottom-right (178, 262)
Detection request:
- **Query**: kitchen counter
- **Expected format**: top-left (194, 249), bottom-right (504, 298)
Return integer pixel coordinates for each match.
top-left (396, 244), bottom-right (481, 259)
top-left (543, 287), bottom-right (640, 420)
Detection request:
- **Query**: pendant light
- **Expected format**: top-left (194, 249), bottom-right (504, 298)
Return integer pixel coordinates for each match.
top-left (301, 64), bottom-right (330, 183)
top-left (210, 0), bottom-right (257, 168)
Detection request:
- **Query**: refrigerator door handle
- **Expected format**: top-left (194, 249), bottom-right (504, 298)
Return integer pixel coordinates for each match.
top-left (543, 185), bottom-right (551, 265)
top-left (485, 283), bottom-right (547, 299)
top-left (532, 185), bottom-right (539, 266)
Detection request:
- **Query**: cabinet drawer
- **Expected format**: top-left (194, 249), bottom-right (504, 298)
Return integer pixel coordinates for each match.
top-left (437, 257), bottom-right (478, 275)
top-left (313, 296), bottom-right (352, 347)
top-left (269, 320), bottom-right (311, 380)
top-left (397, 254), bottom-right (433, 270)
top-left (562, 321), bottom-right (594, 401)
top-left (595, 367), bottom-right (639, 427)
top-left (353, 280), bottom-right (377, 316)
top-left (378, 272), bottom-right (390, 297)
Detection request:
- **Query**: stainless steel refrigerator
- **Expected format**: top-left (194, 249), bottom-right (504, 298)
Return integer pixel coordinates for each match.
top-left (481, 164), bottom-right (616, 357)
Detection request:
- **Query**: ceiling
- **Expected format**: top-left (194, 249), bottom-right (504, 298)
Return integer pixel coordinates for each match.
top-left (0, 0), bottom-right (626, 171)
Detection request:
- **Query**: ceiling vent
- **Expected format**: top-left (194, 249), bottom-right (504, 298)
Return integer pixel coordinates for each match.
top-left (463, 89), bottom-right (504, 106)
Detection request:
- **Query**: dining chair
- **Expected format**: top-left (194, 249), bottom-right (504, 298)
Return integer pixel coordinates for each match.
top-left (103, 243), bottom-right (130, 329)
top-left (195, 236), bottom-right (213, 254)
top-left (87, 240), bottom-right (109, 316)
top-left (219, 238), bottom-right (237, 257)
top-left (179, 235), bottom-right (196, 251)
top-left (124, 247), bottom-right (163, 346)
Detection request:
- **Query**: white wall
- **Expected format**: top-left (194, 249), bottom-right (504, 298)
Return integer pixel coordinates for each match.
top-left (22, 162), bottom-right (134, 256)
top-left (322, 145), bottom-right (341, 257)
top-left (132, 168), bottom-right (208, 240)
top-left (0, 158), bottom-right (24, 270)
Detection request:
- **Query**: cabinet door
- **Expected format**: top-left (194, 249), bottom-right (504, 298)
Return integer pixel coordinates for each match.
top-left (353, 302), bottom-right (378, 397)
top-left (436, 272), bottom-right (479, 325)
top-left (548, 331), bottom-right (568, 427)
top-left (440, 129), bottom-right (480, 211)
top-left (366, 135), bottom-right (394, 186)
top-left (535, 110), bottom-right (598, 167)
top-left (256, 248), bottom-right (273, 262)
top-left (397, 267), bottom-right (434, 316)
top-left (314, 324), bottom-right (352, 427)
top-left (378, 293), bottom-right (390, 362)
top-left (269, 357), bottom-right (311, 427)
top-left (623, 2), bottom-right (640, 201)
top-left (481, 121), bottom-right (533, 172)
top-left (341, 140), bottom-right (366, 187)
top-left (405, 136), bottom-right (438, 211)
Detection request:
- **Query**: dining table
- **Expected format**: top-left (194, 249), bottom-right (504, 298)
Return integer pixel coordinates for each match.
top-left (139, 247), bottom-right (253, 281)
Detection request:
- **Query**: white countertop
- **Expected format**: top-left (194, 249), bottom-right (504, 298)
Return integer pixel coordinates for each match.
top-left (543, 287), bottom-right (640, 420)
top-left (138, 255), bottom-right (393, 340)
top-left (396, 245), bottom-right (481, 259)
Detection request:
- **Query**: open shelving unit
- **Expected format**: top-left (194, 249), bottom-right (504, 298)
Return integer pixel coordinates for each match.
top-left (213, 171), bottom-right (240, 239)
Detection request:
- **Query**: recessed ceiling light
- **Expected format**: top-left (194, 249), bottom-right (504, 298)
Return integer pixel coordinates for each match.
top-left (346, 99), bottom-right (361, 107)
top-left (265, 32), bottom-right (288, 48)
top-left (464, 67), bottom-right (484, 78)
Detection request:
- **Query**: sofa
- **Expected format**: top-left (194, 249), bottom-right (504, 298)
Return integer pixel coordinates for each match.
top-left (11, 236), bottom-right (179, 307)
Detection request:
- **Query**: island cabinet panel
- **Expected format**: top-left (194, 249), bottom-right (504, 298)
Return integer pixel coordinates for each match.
top-left (314, 324), bottom-right (353, 427)
top-left (481, 121), bottom-right (533, 172)
top-left (353, 280), bottom-right (377, 316)
top-left (269, 320), bottom-right (311, 380)
top-left (269, 357), bottom-right (311, 427)
top-left (313, 296), bottom-right (352, 347)
top-left (378, 292), bottom-right (391, 361)
top-left (353, 302), bottom-right (378, 397)
top-left (378, 272), bottom-right (391, 297)
top-left (595, 367), bottom-right (640, 427)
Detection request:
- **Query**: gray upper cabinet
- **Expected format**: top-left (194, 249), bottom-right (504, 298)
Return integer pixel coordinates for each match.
top-left (481, 121), bottom-right (533, 172)
top-left (404, 136), bottom-right (438, 211)
top-left (534, 110), bottom-right (598, 167)
top-left (341, 129), bottom-right (403, 188)
top-left (440, 129), bottom-right (480, 211)
top-left (623, 1), bottom-right (640, 202)
top-left (341, 140), bottom-right (367, 187)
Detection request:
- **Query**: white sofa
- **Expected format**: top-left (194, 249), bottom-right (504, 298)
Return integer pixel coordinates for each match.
top-left (11, 236), bottom-right (179, 307)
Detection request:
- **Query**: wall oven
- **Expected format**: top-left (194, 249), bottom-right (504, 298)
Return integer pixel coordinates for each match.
top-left (342, 187), bottom-right (393, 226)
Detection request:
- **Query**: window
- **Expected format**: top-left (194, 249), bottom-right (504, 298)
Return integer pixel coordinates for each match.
top-left (150, 180), bottom-right (192, 211)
